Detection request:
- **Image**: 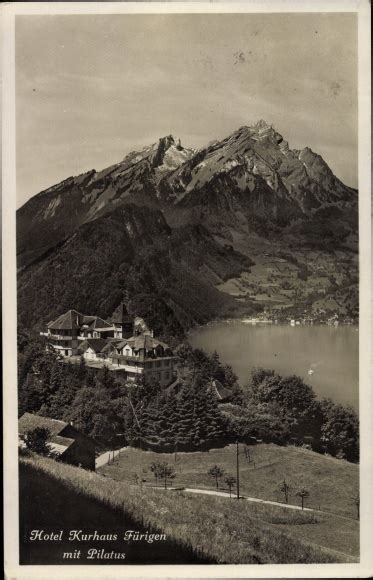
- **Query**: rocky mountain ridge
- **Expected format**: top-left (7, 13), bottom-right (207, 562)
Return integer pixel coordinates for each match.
top-left (17, 120), bottom-right (358, 337)
top-left (160, 121), bottom-right (355, 211)
top-left (17, 120), bottom-right (356, 270)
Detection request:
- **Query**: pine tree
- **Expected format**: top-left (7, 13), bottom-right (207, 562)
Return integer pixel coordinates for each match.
top-left (204, 385), bottom-right (225, 444)
top-left (77, 356), bottom-right (87, 381)
top-left (142, 406), bottom-right (163, 445)
top-left (49, 362), bottom-right (62, 394)
top-left (176, 385), bottom-right (196, 446)
top-left (154, 400), bottom-right (174, 446)
top-left (19, 373), bottom-right (41, 415)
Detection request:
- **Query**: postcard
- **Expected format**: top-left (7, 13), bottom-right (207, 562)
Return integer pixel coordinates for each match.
top-left (2, 1), bottom-right (372, 578)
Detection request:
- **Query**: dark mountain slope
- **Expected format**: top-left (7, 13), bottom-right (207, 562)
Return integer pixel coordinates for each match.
top-left (17, 136), bottom-right (194, 269)
top-left (17, 204), bottom-right (252, 338)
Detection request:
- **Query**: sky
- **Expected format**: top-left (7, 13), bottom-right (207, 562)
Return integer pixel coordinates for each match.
top-left (16, 12), bottom-right (358, 208)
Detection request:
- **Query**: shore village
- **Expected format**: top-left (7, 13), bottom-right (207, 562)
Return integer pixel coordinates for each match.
top-left (40, 303), bottom-right (178, 387)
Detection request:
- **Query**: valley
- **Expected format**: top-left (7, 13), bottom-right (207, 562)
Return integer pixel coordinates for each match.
top-left (214, 230), bottom-right (358, 320)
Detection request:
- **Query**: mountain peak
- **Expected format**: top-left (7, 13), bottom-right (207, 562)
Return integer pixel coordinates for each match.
top-left (152, 135), bottom-right (187, 169)
top-left (159, 134), bottom-right (175, 148)
top-left (157, 135), bottom-right (184, 151)
top-left (254, 119), bottom-right (272, 130)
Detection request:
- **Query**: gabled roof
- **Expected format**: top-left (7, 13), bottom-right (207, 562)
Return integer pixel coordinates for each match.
top-left (81, 316), bottom-right (112, 331)
top-left (112, 302), bottom-right (132, 324)
top-left (134, 334), bottom-right (152, 350)
top-left (115, 334), bottom-right (172, 352)
top-left (18, 413), bottom-right (93, 456)
top-left (50, 435), bottom-right (75, 455)
top-left (115, 337), bottom-right (135, 350)
top-left (79, 338), bottom-right (108, 353)
top-left (133, 334), bottom-right (169, 351)
top-left (209, 379), bottom-right (233, 402)
top-left (18, 414), bottom-right (76, 456)
top-left (81, 315), bottom-right (96, 325)
top-left (47, 309), bottom-right (83, 330)
top-left (47, 310), bottom-right (112, 332)
top-left (102, 341), bottom-right (116, 353)
top-left (18, 412), bottom-right (67, 437)
top-left (105, 338), bottom-right (123, 346)
top-left (115, 334), bottom-right (171, 352)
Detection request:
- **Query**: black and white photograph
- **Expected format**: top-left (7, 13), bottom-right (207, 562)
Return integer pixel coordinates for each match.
top-left (2, 1), bottom-right (372, 577)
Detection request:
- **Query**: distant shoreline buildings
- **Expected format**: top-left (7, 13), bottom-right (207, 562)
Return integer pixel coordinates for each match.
top-left (41, 303), bottom-right (177, 387)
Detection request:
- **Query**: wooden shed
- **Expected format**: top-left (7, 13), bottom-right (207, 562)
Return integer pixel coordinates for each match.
top-left (18, 413), bottom-right (95, 470)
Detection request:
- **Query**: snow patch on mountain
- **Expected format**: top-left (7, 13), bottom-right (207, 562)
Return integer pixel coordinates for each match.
top-left (43, 195), bottom-right (61, 219)
top-left (155, 144), bottom-right (193, 176)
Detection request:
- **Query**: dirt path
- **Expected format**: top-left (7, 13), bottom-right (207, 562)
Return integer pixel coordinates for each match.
top-left (183, 487), bottom-right (314, 511)
top-left (180, 487), bottom-right (357, 522)
top-left (95, 447), bottom-right (127, 469)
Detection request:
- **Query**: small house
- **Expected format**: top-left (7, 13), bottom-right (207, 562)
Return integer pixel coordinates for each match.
top-left (18, 413), bottom-right (95, 470)
top-left (78, 337), bottom-right (111, 361)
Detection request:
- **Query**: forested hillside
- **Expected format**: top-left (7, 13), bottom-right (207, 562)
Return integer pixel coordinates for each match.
top-left (19, 332), bottom-right (359, 463)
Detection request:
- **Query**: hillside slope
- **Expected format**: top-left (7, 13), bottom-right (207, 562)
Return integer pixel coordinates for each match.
top-left (20, 459), bottom-right (212, 564)
top-left (17, 204), bottom-right (253, 336)
top-left (17, 135), bottom-right (194, 269)
top-left (20, 453), bottom-right (357, 564)
top-left (100, 443), bottom-right (360, 520)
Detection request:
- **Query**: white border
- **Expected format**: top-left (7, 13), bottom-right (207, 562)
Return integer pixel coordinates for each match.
top-left (2, 1), bottom-right (371, 579)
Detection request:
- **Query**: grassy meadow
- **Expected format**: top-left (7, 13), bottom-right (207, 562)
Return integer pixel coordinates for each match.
top-left (99, 443), bottom-right (359, 560)
top-left (100, 443), bottom-right (359, 518)
top-left (20, 460), bottom-right (209, 565)
top-left (20, 450), bottom-right (358, 564)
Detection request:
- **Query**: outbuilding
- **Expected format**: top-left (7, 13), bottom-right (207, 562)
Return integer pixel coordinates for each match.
top-left (18, 413), bottom-right (95, 470)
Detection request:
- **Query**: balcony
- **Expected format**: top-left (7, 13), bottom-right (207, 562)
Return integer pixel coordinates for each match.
top-left (111, 355), bottom-right (143, 366)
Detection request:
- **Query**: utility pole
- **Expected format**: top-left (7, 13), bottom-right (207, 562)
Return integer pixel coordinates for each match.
top-left (236, 439), bottom-right (240, 500)
top-left (128, 393), bottom-right (142, 450)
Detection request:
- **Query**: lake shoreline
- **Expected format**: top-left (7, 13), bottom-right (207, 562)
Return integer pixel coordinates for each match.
top-left (188, 320), bottom-right (358, 411)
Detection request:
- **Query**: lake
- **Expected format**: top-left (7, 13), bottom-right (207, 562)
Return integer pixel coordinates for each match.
top-left (189, 322), bottom-right (359, 410)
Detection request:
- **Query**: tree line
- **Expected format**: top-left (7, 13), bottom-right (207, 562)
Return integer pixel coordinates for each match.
top-left (18, 331), bottom-right (359, 462)
top-left (222, 367), bottom-right (359, 462)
